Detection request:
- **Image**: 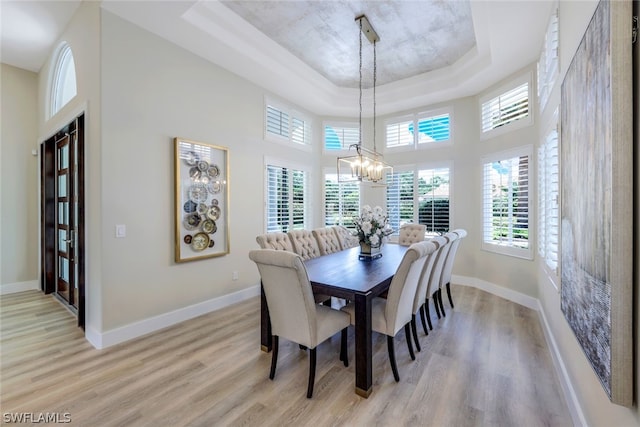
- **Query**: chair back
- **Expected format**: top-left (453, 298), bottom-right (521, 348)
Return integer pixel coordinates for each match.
top-left (256, 232), bottom-right (294, 251)
top-left (423, 236), bottom-right (448, 298)
top-left (412, 238), bottom-right (442, 313)
top-left (441, 229), bottom-right (467, 287)
top-left (332, 225), bottom-right (359, 250)
top-left (312, 227), bottom-right (342, 255)
top-left (249, 250), bottom-right (318, 348)
top-left (384, 241), bottom-right (431, 336)
top-left (288, 229), bottom-right (322, 260)
top-left (398, 223), bottom-right (426, 246)
top-left (437, 232), bottom-right (459, 290)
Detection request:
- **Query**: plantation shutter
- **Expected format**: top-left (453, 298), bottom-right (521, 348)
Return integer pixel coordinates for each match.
top-left (416, 113), bottom-right (451, 143)
top-left (266, 164), bottom-right (307, 232)
top-left (266, 105), bottom-right (289, 138)
top-left (417, 168), bottom-right (450, 234)
top-left (386, 171), bottom-right (415, 234)
top-left (386, 119), bottom-right (414, 148)
top-left (482, 152), bottom-right (530, 251)
top-left (481, 83), bottom-right (529, 132)
top-left (537, 9), bottom-right (559, 110)
top-left (324, 124), bottom-right (360, 151)
top-left (324, 174), bottom-right (360, 228)
top-left (538, 127), bottom-right (559, 271)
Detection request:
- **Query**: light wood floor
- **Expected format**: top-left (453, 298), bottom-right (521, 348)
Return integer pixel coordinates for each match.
top-left (1, 285), bottom-right (572, 426)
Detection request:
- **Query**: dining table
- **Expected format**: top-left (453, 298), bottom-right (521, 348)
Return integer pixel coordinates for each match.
top-left (260, 243), bottom-right (409, 398)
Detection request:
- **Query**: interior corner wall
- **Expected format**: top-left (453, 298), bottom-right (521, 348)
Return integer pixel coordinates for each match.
top-left (1, 64), bottom-right (39, 290)
top-left (99, 10), bottom-right (319, 331)
top-left (536, 1), bottom-right (640, 425)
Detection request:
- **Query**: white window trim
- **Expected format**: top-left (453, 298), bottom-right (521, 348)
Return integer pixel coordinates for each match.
top-left (322, 167), bottom-right (361, 227)
top-left (48, 41), bottom-right (77, 120)
top-left (385, 107), bottom-right (453, 152)
top-left (481, 145), bottom-right (534, 260)
top-left (263, 156), bottom-right (312, 232)
top-left (264, 97), bottom-right (312, 153)
top-left (322, 120), bottom-right (360, 154)
top-left (479, 72), bottom-right (533, 141)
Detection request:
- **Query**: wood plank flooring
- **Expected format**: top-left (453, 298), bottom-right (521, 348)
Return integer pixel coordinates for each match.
top-left (0, 285), bottom-right (573, 426)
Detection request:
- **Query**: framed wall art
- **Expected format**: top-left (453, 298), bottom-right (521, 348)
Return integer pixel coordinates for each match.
top-left (174, 137), bottom-right (229, 262)
top-left (560, 0), bottom-right (632, 406)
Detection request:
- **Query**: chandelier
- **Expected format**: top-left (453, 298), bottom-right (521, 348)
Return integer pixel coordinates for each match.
top-left (337, 15), bottom-right (392, 184)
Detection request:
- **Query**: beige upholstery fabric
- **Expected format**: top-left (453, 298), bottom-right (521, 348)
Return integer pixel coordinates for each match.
top-left (256, 232), bottom-right (294, 251)
top-left (437, 232), bottom-right (459, 291)
top-left (411, 239), bottom-right (440, 315)
top-left (440, 230), bottom-right (465, 289)
top-left (342, 241), bottom-right (431, 337)
top-left (312, 228), bottom-right (342, 255)
top-left (398, 224), bottom-right (426, 246)
top-left (288, 229), bottom-right (322, 261)
top-left (332, 226), bottom-right (359, 250)
top-left (424, 236), bottom-right (449, 298)
top-left (248, 250), bottom-right (350, 349)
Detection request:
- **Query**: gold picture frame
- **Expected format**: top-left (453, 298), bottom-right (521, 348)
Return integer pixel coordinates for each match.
top-left (174, 137), bottom-right (229, 262)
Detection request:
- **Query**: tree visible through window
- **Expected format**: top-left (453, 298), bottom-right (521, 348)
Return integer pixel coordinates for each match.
top-left (266, 164), bottom-right (307, 232)
top-left (324, 174), bottom-right (360, 228)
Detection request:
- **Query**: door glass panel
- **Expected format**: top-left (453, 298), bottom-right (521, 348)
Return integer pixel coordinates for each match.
top-left (58, 230), bottom-right (67, 254)
top-left (59, 257), bottom-right (69, 282)
top-left (60, 144), bottom-right (69, 169)
top-left (58, 202), bottom-right (68, 224)
top-left (58, 175), bottom-right (67, 197)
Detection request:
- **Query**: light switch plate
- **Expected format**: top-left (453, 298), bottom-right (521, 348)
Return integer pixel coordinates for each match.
top-left (115, 224), bottom-right (126, 238)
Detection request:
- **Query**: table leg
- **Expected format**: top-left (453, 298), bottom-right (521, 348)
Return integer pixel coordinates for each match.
top-left (260, 282), bottom-right (272, 352)
top-left (354, 292), bottom-right (372, 397)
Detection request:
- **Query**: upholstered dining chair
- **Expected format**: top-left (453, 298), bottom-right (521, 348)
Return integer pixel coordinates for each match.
top-left (288, 229), bottom-right (322, 260)
top-left (441, 229), bottom-right (467, 309)
top-left (331, 225), bottom-right (359, 250)
top-left (312, 227), bottom-right (342, 256)
top-left (398, 223), bottom-right (426, 246)
top-left (248, 250), bottom-right (350, 398)
top-left (409, 238), bottom-right (440, 352)
top-left (430, 232), bottom-right (458, 319)
top-left (341, 241), bottom-right (430, 382)
top-left (255, 232), bottom-right (294, 251)
top-left (417, 236), bottom-right (447, 332)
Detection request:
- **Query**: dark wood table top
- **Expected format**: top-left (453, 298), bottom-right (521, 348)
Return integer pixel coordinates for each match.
top-left (305, 244), bottom-right (408, 298)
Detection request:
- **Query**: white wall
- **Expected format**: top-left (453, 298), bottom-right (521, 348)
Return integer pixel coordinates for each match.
top-left (0, 64), bottom-right (39, 292)
top-left (536, 1), bottom-right (640, 425)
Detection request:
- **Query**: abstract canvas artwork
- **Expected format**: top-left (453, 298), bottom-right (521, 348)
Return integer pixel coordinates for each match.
top-left (560, 0), bottom-right (633, 406)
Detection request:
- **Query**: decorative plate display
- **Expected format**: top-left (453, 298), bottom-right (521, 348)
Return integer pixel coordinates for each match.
top-left (208, 239), bottom-right (215, 248)
top-left (202, 219), bottom-right (217, 234)
top-left (183, 200), bottom-right (197, 213)
top-left (197, 203), bottom-right (209, 215)
top-left (211, 198), bottom-right (219, 206)
top-left (200, 175), bottom-right (210, 184)
top-left (208, 182), bottom-right (222, 194)
top-left (207, 205), bottom-right (221, 221)
top-left (189, 184), bottom-right (208, 203)
top-left (185, 151), bottom-right (199, 166)
top-left (183, 213), bottom-right (201, 230)
top-left (197, 160), bottom-right (209, 172)
top-left (189, 167), bottom-right (201, 180)
top-left (191, 232), bottom-right (210, 251)
top-left (208, 164), bottom-right (220, 178)
top-left (183, 234), bottom-right (193, 244)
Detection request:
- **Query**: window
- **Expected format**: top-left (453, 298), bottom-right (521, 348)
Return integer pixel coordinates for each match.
top-left (324, 122), bottom-right (360, 151)
top-left (49, 42), bottom-right (77, 118)
top-left (324, 173), bottom-right (360, 228)
top-left (386, 166), bottom-right (451, 236)
top-left (386, 108), bottom-right (452, 149)
top-left (538, 117), bottom-right (559, 278)
top-left (480, 78), bottom-right (531, 136)
top-left (482, 147), bottom-right (532, 259)
top-left (537, 8), bottom-right (559, 111)
top-left (265, 100), bottom-right (311, 147)
top-left (265, 162), bottom-right (308, 232)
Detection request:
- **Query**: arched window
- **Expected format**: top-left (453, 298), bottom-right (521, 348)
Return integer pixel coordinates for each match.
top-left (49, 42), bottom-right (77, 118)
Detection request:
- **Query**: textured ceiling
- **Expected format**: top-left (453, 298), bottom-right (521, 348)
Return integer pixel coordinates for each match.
top-left (220, 0), bottom-right (475, 88)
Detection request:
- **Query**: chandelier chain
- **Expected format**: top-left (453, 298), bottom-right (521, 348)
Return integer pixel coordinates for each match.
top-left (358, 18), bottom-right (363, 147)
top-left (373, 40), bottom-right (377, 153)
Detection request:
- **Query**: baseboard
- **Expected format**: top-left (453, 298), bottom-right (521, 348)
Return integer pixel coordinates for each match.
top-left (0, 280), bottom-right (39, 295)
top-left (536, 302), bottom-right (587, 427)
top-left (452, 274), bottom-right (586, 426)
top-left (86, 285), bottom-right (261, 350)
top-left (452, 274), bottom-right (538, 310)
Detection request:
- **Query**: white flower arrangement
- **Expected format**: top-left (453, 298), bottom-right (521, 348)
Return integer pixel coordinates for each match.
top-left (354, 205), bottom-right (393, 248)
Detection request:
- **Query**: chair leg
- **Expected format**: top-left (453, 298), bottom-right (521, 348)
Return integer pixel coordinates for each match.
top-left (419, 304), bottom-right (429, 335)
top-left (446, 282), bottom-right (454, 308)
top-left (307, 348), bottom-right (317, 398)
top-left (425, 302), bottom-right (433, 330)
top-left (438, 289), bottom-right (446, 317)
top-left (434, 293), bottom-right (441, 319)
top-left (404, 323), bottom-right (415, 361)
top-left (340, 328), bottom-right (349, 367)
top-left (411, 314), bottom-right (421, 352)
top-left (269, 335), bottom-right (279, 380)
top-left (387, 336), bottom-right (400, 382)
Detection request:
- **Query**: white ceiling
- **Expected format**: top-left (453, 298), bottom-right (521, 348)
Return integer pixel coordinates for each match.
top-left (1, 0), bottom-right (555, 117)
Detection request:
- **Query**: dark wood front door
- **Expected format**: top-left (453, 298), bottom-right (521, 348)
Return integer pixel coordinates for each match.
top-left (41, 114), bottom-right (85, 328)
